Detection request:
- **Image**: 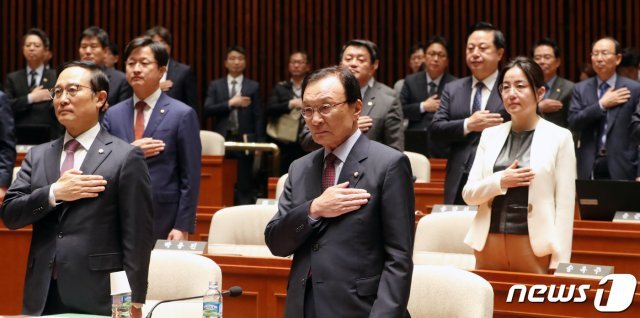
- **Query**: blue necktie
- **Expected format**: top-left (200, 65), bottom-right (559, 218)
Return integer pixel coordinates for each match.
top-left (597, 82), bottom-right (610, 153)
top-left (472, 82), bottom-right (484, 113)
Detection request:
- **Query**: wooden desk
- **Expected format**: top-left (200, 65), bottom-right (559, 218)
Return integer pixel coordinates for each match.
top-left (198, 155), bottom-right (236, 212)
top-left (0, 222), bottom-right (31, 315)
top-left (430, 158), bottom-right (447, 183)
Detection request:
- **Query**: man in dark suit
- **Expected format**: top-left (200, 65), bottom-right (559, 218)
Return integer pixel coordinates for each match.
top-left (533, 37), bottom-right (575, 128)
top-left (4, 28), bottom-right (60, 145)
top-left (431, 22), bottom-right (509, 204)
top-left (401, 35), bottom-right (457, 158)
top-left (393, 42), bottom-right (425, 95)
top-left (104, 37), bottom-right (201, 240)
top-left (570, 37), bottom-right (640, 180)
top-left (300, 39), bottom-right (404, 152)
top-left (204, 46), bottom-right (263, 204)
top-left (79, 26), bottom-right (132, 108)
top-left (266, 50), bottom-right (311, 175)
top-left (0, 61), bottom-right (154, 316)
top-left (0, 91), bottom-right (16, 202)
top-left (265, 66), bottom-right (414, 318)
top-left (145, 26), bottom-right (197, 110)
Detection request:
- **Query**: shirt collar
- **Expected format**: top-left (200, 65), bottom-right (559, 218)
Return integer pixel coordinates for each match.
top-left (597, 73), bottom-right (617, 89)
top-left (472, 70), bottom-right (499, 91)
top-left (227, 74), bottom-right (244, 84)
top-left (26, 64), bottom-right (45, 76)
top-left (426, 72), bottom-right (443, 86)
top-left (133, 88), bottom-right (162, 110)
top-left (64, 122), bottom-right (101, 151)
top-left (360, 77), bottom-right (375, 98)
top-left (324, 129), bottom-right (362, 164)
top-left (545, 75), bottom-right (558, 89)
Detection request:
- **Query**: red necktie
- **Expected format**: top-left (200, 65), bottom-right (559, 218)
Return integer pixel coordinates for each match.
top-left (135, 101), bottom-right (147, 140)
top-left (60, 139), bottom-right (81, 175)
top-left (322, 153), bottom-right (338, 191)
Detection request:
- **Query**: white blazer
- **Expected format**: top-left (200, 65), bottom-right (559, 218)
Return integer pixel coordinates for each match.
top-left (462, 118), bottom-right (576, 269)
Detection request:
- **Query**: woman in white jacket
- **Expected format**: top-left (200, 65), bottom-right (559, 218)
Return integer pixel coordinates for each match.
top-left (463, 56), bottom-right (576, 273)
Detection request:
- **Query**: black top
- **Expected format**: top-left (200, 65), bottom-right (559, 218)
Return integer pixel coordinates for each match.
top-left (490, 129), bottom-right (535, 234)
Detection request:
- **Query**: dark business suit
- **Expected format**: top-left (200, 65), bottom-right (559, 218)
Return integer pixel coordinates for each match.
top-left (267, 81), bottom-right (307, 175)
top-left (400, 72), bottom-right (457, 158)
top-left (104, 93), bottom-right (201, 239)
top-left (570, 75), bottom-right (640, 180)
top-left (265, 134), bottom-right (414, 318)
top-left (299, 81), bottom-right (405, 152)
top-left (431, 76), bottom-right (509, 204)
top-left (0, 129), bottom-right (154, 316)
top-left (204, 76), bottom-right (264, 204)
top-left (165, 59), bottom-right (197, 110)
top-left (104, 67), bottom-right (132, 107)
top-left (0, 91), bottom-right (16, 188)
top-left (541, 76), bottom-right (575, 128)
top-left (4, 68), bottom-right (61, 144)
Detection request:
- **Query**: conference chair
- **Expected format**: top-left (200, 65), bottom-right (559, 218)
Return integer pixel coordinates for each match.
top-left (275, 173), bottom-right (288, 201)
top-left (144, 250), bottom-right (222, 317)
top-left (404, 151), bottom-right (430, 182)
top-left (407, 264), bottom-right (494, 318)
top-left (413, 211), bottom-right (476, 269)
top-left (200, 130), bottom-right (225, 156)
top-left (207, 204), bottom-right (281, 257)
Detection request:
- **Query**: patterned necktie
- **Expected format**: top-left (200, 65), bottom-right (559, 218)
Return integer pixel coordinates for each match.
top-left (135, 101), bottom-right (147, 140)
top-left (428, 82), bottom-right (438, 97)
top-left (229, 80), bottom-right (239, 135)
top-left (472, 82), bottom-right (484, 113)
top-left (597, 82), bottom-right (610, 151)
top-left (29, 70), bottom-right (37, 89)
top-left (60, 139), bottom-right (81, 175)
top-left (322, 153), bottom-right (338, 191)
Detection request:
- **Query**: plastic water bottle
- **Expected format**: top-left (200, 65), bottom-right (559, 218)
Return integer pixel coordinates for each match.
top-left (111, 292), bottom-right (132, 317)
top-left (203, 281), bottom-right (222, 317)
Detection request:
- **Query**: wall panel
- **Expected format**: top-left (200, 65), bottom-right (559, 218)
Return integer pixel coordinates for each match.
top-left (1, 0), bottom-right (640, 121)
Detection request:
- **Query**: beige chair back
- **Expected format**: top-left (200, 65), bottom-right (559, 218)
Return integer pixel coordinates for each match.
top-left (275, 173), bottom-right (288, 201)
top-left (408, 265), bottom-right (493, 317)
top-left (12, 167), bottom-right (20, 182)
top-left (146, 250), bottom-right (222, 300)
top-left (200, 130), bottom-right (225, 155)
top-left (404, 151), bottom-right (430, 182)
top-left (413, 211), bottom-right (476, 269)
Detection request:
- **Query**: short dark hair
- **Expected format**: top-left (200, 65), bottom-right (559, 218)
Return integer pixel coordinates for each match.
top-left (124, 36), bottom-right (169, 67)
top-left (290, 49), bottom-right (311, 64)
top-left (620, 47), bottom-right (640, 68)
top-left (425, 35), bottom-right (450, 57)
top-left (301, 66), bottom-right (361, 104)
top-left (497, 56), bottom-right (545, 111)
top-left (80, 26), bottom-right (110, 48)
top-left (340, 39), bottom-right (378, 63)
top-left (227, 45), bottom-right (246, 58)
top-left (408, 42), bottom-right (425, 58)
top-left (57, 60), bottom-right (110, 105)
top-left (591, 36), bottom-right (622, 54)
top-left (144, 26), bottom-right (173, 48)
top-left (468, 21), bottom-right (505, 50)
top-left (108, 42), bottom-right (120, 55)
top-left (23, 28), bottom-right (50, 49)
top-left (533, 37), bottom-right (561, 58)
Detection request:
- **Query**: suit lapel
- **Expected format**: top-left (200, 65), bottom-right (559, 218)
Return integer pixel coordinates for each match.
top-left (17, 70), bottom-right (29, 94)
top-left (362, 84), bottom-right (376, 116)
top-left (337, 135), bottom-right (367, 188)
top-left (461, 78), bottom-right (473, 116)
top-left (306, 150), bottom-right (324, 201)
top-left (79, 129), bottom-right (113, 175)
top-left (548, 78), bottom-right (563, 100)
top-left (123, 99), bottom-right (136, 142)
top-left (605, 78), bottom-right (625, 135)
top-left (45, 138), bottom-right (64, 185)
top-left (144, 94), bottom-right (171, 137)
top-left (485, 84), bottom-right (503, 113)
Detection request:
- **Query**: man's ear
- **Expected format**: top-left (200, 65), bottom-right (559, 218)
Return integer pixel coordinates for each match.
top-left (95, 90), bottom-right (109, 111)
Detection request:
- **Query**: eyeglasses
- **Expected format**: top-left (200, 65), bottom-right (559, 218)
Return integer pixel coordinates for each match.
top-left (426, 51), bottom-right (447, 59)
top-left (126, 59), bottom-right (158, 68)
top-left (533, 54), bottom-right (555, 61)
top-left (301, 101), bottom-right (347, 118)
top-left (498, 82), bottom-right (531, 95)
top-left (591, 51), bottom-right (614, 58)
top-left (49, 84), bottom-right (94, 99)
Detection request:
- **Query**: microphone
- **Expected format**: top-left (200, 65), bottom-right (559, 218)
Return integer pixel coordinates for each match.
top-left (145, 286), bottom-right (243, 318)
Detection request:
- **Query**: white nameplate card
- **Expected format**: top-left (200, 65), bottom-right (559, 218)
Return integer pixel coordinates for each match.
top-left (154, 240), bottom-right (206, 254)
top-left (554, 262), bottom-right (613, 279)
top-left (613, 211), bottom-right (640, 223)
top-left (431, 204), bottom-right (478, 213)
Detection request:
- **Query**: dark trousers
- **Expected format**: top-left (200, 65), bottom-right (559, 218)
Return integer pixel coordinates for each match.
top-left (42, 279), bottom-right (72, 315)
top-left (593, 155), bottom-right (611, 179)
top-left (304, 279), bottom-right (316, 318)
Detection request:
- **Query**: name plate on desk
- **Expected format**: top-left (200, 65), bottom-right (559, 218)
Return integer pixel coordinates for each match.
top-left (613, 211), bottom-right (640, 223)
top-left (431, 204), bottom-right (478, 213)
top-left (154, 240), bottom-right (206, 254)
top-left (555, 262), bottom-right (613, 279)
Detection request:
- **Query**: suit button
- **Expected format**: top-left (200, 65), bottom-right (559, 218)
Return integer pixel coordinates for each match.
top-left (48, 261), bottom-right (53, 268)
top-left (301, 278), bottom-right (306, 285)
top-left (57, 232), bottom-right (63, 239)
top-left (312, 243), bottom-right (319, 252)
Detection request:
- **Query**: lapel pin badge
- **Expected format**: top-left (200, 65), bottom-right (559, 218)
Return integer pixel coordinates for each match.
top-left (98, 148), bottom-right (104, 154)
top-left (556, 88), bottom-right (560, 92)
top-left (160, 109), bottom-right (166, 114)
top-left (367, 101), bottom-right (373, 106)
top-left (353, 171), bottom-right (359, 178)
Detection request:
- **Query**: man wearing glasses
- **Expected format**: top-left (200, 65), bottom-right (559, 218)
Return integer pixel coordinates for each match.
top-left (570, 36), bottom-right (640, 181)
top-left (1, 61), bottom-right (154, 316)
top-left (265, 66), bottom-right (414, 318)
top-left (103, 37), bottom-right (201, 240)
